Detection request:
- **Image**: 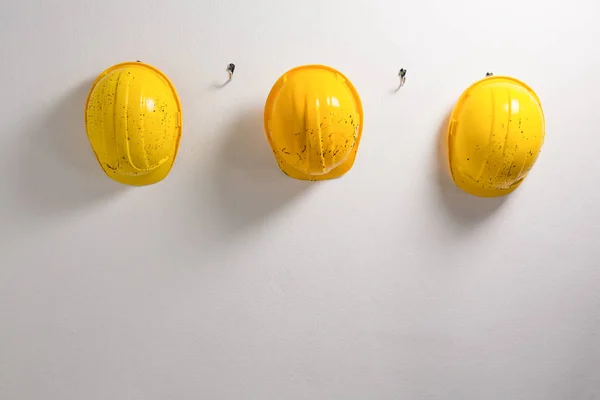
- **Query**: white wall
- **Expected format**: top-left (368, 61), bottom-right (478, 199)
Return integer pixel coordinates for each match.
top-left (1, 0), bottom-right (599, 398)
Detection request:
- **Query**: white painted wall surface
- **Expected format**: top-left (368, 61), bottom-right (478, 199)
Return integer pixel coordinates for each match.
top-left (1, 0), bottom-right (599, 398)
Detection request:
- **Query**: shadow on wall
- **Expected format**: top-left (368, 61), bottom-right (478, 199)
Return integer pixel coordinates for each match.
top-left (434, 109), bottom-right (507, 226)
top-left (209, 106), bottom-right (312, 231)
top-left (16, 79), bottom-right (127, 215)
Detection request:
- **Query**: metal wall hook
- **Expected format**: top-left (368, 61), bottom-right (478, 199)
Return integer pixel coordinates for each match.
top-left (398, 68), bottom-right (407, 87)
top-left (394, 68), bottom-right (407, 93)
top-left (226, 63), bottom-right (236, 80)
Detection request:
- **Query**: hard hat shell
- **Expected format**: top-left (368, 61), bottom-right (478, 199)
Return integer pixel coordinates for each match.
top-left (85, 61), bottom-right (182, 186)
top-left (448, 75), bottom-right (545, 197)
top-left (264, 65), bottom-right (363, 181)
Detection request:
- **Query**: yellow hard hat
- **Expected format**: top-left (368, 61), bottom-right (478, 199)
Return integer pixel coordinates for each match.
top-left (264, 65), bottom-right (363, 180)
top-left (85, 61), bottom-right (182, 186)
top-left (447, 75), bottom-right (545, 197)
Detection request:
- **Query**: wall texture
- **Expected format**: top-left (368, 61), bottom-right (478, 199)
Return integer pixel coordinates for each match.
top-left (1, 0), bottom-right (599, 398)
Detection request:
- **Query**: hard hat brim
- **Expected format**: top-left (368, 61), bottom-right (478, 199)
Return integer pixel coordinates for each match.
top-left (97, 160), bottom-right (176, 186)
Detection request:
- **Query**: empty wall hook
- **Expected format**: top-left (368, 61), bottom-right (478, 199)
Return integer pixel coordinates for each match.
top-left (399, 68), bottom-right (407, 85)
top-left (226, 63), bottom-right (236, 80)
top-left (394, 68), bottom-right (407, 92)
top-left (211, 63), bottom-right (236, 89)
